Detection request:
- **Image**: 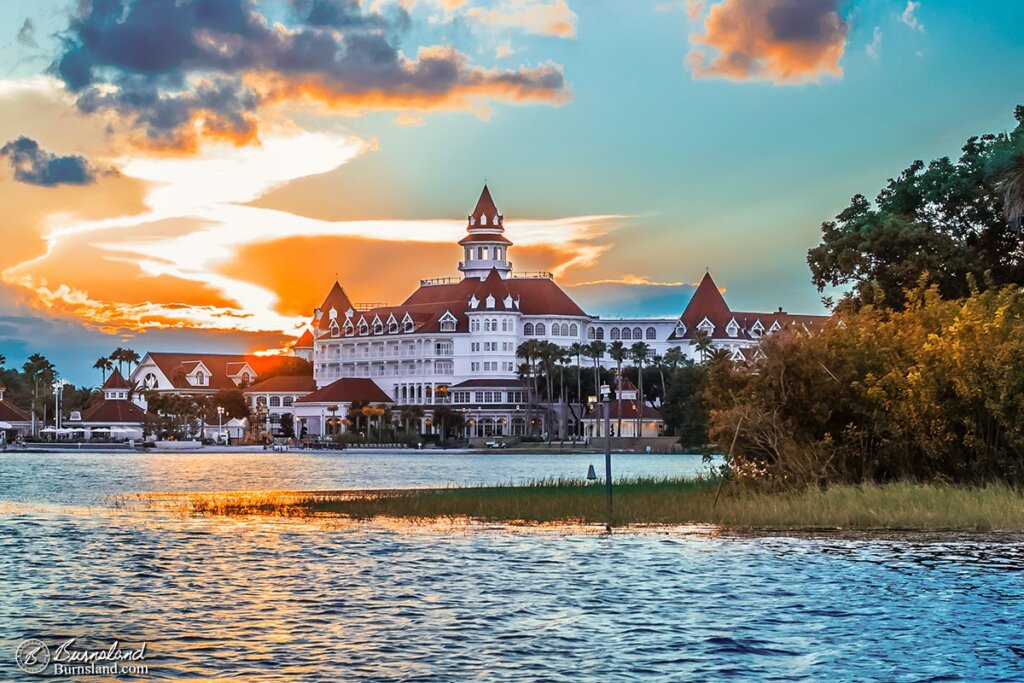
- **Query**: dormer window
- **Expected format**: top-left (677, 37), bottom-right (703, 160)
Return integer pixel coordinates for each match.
top-left (769, 321), bottom-right (782, 334)
top-left (485, 295), bottom-right (495, 309)
top-left (195, 372), bottom-right (206, 386)
top-left (358, 322), bottom-right (368, 336)
top-left (697, 317), bottom-right (715, 335)
top-left (373, 323), bottom-right (383, 335)
top-left (330, 320), bottom-right (340, 338)
top-left (726, 319), bottom-right (740, 338)
top-left (481, 214), bottom-right (488, 226)
top-left (388, 322), bottom-right (398, 334)
top-left (750, 320), bottom-right (765, 338)
top-left (343, 321), bottom-right (354, 337)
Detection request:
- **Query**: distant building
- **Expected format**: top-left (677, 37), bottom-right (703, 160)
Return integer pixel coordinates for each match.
top-left (243, 375), bottom-right (317, 436)
top-left (66, 370), bottom-right (146, 438)
top-left (0, 382), bottom-right (31, 438)
top-left (292, 378), bottom-right (394, 438)
top-left (580, 377), bottom-right (663, 438)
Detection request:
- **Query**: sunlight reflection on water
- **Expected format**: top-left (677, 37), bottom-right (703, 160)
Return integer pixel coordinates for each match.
top-left (1, 451), bottom-right (1022, 681)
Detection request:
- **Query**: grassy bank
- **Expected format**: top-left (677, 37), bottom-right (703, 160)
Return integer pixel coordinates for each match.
top-left (148, 477), bottom-right (1024, 531)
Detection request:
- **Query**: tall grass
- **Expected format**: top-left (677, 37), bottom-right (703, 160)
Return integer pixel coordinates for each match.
top-left (140, 478), bottom-right (1024, 531)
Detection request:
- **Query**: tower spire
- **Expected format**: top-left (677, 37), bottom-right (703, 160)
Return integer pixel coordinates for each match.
top-left (459, 184), bottom-right (513, 280)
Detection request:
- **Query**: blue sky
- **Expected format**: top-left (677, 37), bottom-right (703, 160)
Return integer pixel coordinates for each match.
top-left (1, 0), bottom-right (1023, 385)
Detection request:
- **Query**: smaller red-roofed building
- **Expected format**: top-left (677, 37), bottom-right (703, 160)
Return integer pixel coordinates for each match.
top-left (66, 370), bottom-right (146, 439)
top-left (293, 378), bottom-right (394, 438)
top-left (580, 377), bottom-right (663, 438)
top-left (0, 382), bottom-right (31, 440)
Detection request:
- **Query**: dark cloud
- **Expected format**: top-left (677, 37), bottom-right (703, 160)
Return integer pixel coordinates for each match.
top-left (0, 137), bottom-right (97, 187)
top-left (53, 0), bottom-right (568, 150)
top-left (17, 18), bottom-right (37, 48)
top-left (688, 0), bottom-right (849, 84)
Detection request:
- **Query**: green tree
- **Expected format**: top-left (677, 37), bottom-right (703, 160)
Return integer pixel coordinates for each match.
top-left (23, 354), bottom-right (56, 430)
top-left (808, 106), bottom-right (1024, 311)
top-left (608, 340), bottom-right (627, 437)
top-left (516, 340), bottom-right (542, 436)
top-left (568, 341), bottom-right (586, 435)
top-left (93, 357), bottom-right (113, 383)
top-left (690, 331), bottom-right (714, 363)
top-left (630, 341), bottom-right (650, 437)
top-left (661, 361), bottom-right (709, 450)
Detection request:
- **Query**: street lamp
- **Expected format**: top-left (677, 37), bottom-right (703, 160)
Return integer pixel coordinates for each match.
top-left (600, 382), bottom-right (612, 532)
top-left (217, 405), bottom-right (225, 444)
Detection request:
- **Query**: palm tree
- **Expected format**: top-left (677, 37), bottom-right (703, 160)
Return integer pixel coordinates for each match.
top-left (123, 349), bottom-right (141, 376)
top-left (650, 354), bottom-right (666, 407)
top-left (568, 341), bottom-right (586, 436)
top-left (630, 341), bottom-right (650, 437)
top-left (664, 346), bottom-right (684, 374)
top-left (400, 405), bottom-right (424, 434)
top-left (93, 357), bottom-right (113, 383)
top-left (587, 340), bottom-right (606, 437)
top-left (516, 340), bottom-right (542, 436)
top-left (536, 341), bottom-right (560, 443)
top-left (0, 354), bottom-right (6, 369)
top-left (690, 331), bottom-right (714, 363)
top-left (608, 340), bottom-right (627, 437)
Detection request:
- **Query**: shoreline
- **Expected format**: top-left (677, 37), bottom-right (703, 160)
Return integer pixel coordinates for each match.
top-left (124, 478), bottom-right (1024, 533)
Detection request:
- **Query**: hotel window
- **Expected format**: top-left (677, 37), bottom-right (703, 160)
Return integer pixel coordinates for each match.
top-left (472, 342), bottom-right (480, 352)
top-left (471, 319), bottom-right (479, 331)
top-left (587, 328), bottom-right (596, 340)
top-left (551, 324), bottom-right (560, 337)
top-left (535, 323), bottom-right (546, 336)
top-left (502, 319), bottom-right (511, 332)
top-left (560, 323), bottom-right (570, 336)
top-left (471, 362), bottom-right (480, 372)
top-left (504, 362), bottom-right (514, 371)
top-left (195, 372), bottom-right (206, 386)
top-left (404, 320), bottom-right (414, 333)
top-left (523, 322), bottom-right (534, 335)
top-left (440, 319), bottom-right (456, 332)
top-left (570, 324), bottom-right (579, 337)
top-left (373, 323), bottom-right (383, 335)
top-left (358, 322), bottom-right (368, 335)
top-left (257, 396), bottom-right (268, 407)
top-left (596, 327), bottom-right (605, 340)
top-left (503, 342), bottom-right (513, 351)
top-left (646, 327), bottom-right (656, 340)
top-left (388, 322), bottom-right (398, 334)
top-left (611, 327), bottom-right (621, 340)
top-left (270, 396), bottom-right (281, 407)
top-left (283, 396), bottom-right (294, 407)
top-left (632, 327), bottom-right (643, 339)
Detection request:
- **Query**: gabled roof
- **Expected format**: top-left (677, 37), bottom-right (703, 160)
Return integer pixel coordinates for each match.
top-left (80, 398), bottom-right (146, 424)
top-left (244, 375), bottom-right (318, 394)
top-left (296, 378), bottom-right (393, 405)
top-left (294, 328), bottom-right (314, 348)
top-left (504, 277), bottom-right (587, 316)
top-left (459, 232), bottom-right (513, 246)
top-left (316, 281), bottom-right (354, 331)
top-left (470, 184), bottom-right (501, 225)
top-left (472, 269), bottom-right (514, 310)
top-left (103, 369), bottom-right (131, 390)
top-left (138, 353), bottom-right (306, 391)
top-left (680, 272), bottom-right (731, 334)
top-left (0, 399), bottom-right (30, 422)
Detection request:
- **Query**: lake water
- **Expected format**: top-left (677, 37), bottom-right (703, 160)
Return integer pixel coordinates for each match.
top-left (1, 450), bottom-right (1022, 681)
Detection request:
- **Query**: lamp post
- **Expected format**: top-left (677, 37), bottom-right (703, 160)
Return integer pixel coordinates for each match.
top-left (601, 382), bottom-right (612, 532)
top-left (217, 405), bottom-right (225, 444)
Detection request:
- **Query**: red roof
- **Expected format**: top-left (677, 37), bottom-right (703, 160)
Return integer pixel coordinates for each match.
top-left (473, 269), bottom-right (513, 307)
top-left (450, 379), bottom-right (524, 389)
top-left (458, 232), bottom-right (513, 246)
top-left (316, 282), bottom-right (355, 331)
top-left (141, 353), bottom-right (297, 391)
top-left (505, 277), bottom-right (587, 316)
top-left (672, 272), bottom-right (828, 341)
top-left (0, 400), bottom-right (29, 422)
top-left (294, 328), bottom-right (314, 348)
top-left (245, 375), bottom-right (317, 393)
top-left (470, 185), bottom-right (501, 225)
top-left (103, 369), bottom-right (131, 390)
top-left (80, 398), bottom-right (146, 424)
top-left (296, 378), bottom-right (393, 405)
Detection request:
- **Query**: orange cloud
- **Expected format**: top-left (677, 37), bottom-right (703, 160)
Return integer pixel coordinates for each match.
top-left (687, 0), bottom-right (849, 84)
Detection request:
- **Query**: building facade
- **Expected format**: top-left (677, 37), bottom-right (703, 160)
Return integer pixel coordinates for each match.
top-left (303, 186), bottom-right (828, 437)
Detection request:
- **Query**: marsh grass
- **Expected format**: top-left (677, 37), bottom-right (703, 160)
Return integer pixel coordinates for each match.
top-left (132, 478), bottom-right (1024, 531)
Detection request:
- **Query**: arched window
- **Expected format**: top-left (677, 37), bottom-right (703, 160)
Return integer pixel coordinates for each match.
top-left (524, 322), bottom-right (534, 335)
top-left (560, 323), bottom-right (570, 336)
top-left (570, 324), bottom-right (579, 337)
top-left (388, 322), bottom-right (398, 334)
top-left (269, 396), bottom-right (281, 407)
top-left (535, 323), bottom-right (546, 336)
top-left (596, 327), bottom-right (605, 340)
top-left (283, 396), bottom-right (294, 407)
top-left (551, 324), bottom-right (560, 337)
top-left (632, 327), bottom-right (643, 339)
top-left (502, 319), bottom-right (511, 332)
top-left (587, 328), bottom-right (596, 340)
top-left (611, 327), bottom-right (621, 340)
top-left (646, 326), bottom-right (656, 340)
top-left (404, 320), bottom-right (414, 333)
top-left (471, 319), bottom-right (480, 332)
top-left (373, 323), bottom-right (383, 335)
top-left (488, 319), bottom-right (497, 331)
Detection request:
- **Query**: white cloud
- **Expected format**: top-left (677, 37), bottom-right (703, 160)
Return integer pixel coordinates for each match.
top-left (866, 26), bottom-right (883, 59)
top-left (900, 1), bottom-right (924, 32)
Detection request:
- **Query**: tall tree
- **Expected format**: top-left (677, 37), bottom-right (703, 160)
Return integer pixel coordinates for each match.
top-left (110, 347), bottom-right (126, 374)
top-left (690, 331), bottom-right (714, 363)
top-left (568, 341), bottom-right (585, 435)
top-left (608, 340), bottom-right (627, 437)
top-left (516, 340), bottom-right (542, 436)
top-left (93, 357), bottom-right (113, 383)
top-left (23, 354), bottom-right (56, 431)
top-left (587, 340), bottom-right (606, 437)
top-left (631, 341), bottom-right (650, 437)
top-left (808, 106), bottom-right (1024, 310)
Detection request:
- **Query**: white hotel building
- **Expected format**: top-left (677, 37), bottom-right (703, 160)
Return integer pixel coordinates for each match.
top-left (287, 186), bottom-right (825, 437)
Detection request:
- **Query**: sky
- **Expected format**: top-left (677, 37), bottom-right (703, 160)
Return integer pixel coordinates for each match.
top-left (1, 0), bottom-right (1023, 386)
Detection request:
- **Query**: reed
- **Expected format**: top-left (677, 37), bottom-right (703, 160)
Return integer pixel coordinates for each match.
top-left (150, 478), bottom-right (1024, 531)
